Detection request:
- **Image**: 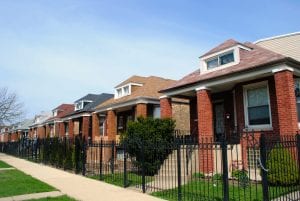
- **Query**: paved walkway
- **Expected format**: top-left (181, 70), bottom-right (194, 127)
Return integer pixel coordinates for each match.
top-left (0, 191), bottom-right (63, 201)
top-left (0, 153), bottom-right (165, 201)
top-left (0, 167), bottom-right (15, 171)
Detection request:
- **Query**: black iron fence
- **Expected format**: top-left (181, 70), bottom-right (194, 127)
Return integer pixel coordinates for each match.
top-left (0, 133), bottom-right (299, 201)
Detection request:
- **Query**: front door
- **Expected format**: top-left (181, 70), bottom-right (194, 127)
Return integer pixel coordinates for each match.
top-left (214, 102), bottom-right (225, 142)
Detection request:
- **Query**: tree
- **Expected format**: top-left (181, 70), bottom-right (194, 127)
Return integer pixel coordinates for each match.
top-left (0, 87), bottom-right (24, 125)
top-left (120, 117), bottom-right (175, 175)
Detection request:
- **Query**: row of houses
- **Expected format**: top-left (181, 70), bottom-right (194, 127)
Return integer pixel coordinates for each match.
top-left (1, 32), bottom-right (300, 147)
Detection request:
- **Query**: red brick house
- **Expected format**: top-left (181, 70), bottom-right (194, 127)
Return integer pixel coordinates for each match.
top-left (9, 119), bottom-right (34, 142)
top-left (159, 39), bottom-right (300, 174)
top-left (28, 111), bottom-right (52, 139)
top-left (92, 75), bottom-right (190, 143)
top-left (59, 93), bottom-right (113, 141)
top-left (42, 104), bottom-right (74, 138)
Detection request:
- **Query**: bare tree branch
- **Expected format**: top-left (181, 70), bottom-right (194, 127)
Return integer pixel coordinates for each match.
top-left (0, 87), bottom-right (24, 125)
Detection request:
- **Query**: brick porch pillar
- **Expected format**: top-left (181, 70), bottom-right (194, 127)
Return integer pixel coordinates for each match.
top-left (92, 113), bottom-right (100, 142)
top-left (136, 103), bottom-right (147, 117)
top-left (107, 110), bottom-right (117, 141)
top-left (82, 116), bottom-right (90, 141)
top-left (45, 124), bottom-right (50, 137)
top-left (197, 88), bottom-right (214, 173)
top-left (68, 119), bottom-right (74, 138)
top-left (58, 122), bottom-right (65, 138)
top-left (160, 96), bottom-right (172, 118)
top-left (274, 70), bottom-right (298, 135)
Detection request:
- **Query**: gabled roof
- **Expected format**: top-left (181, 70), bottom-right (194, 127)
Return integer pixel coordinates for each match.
top-left (63, 93), bottom-right (114, 117)
top-left (200, 39), bottom-right (250, 58)
top-left (74, 94), bottom-right (100, 103)
top-left (115, 75), bottom-right (146, 88)
top-left (161, 40), bottom-right (299, 93)
top-left (45, 104), bottom-right (74, 122)
top-left (96, 76), bottom-right (175, 110)
top-left (14, 119), bottom-right (34, 131)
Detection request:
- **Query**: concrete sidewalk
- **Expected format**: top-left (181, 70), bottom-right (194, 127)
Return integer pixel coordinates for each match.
top-left (0, 153), bottom-right (165, 201)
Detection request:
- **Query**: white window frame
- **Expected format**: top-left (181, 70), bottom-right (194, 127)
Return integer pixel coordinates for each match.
top-left (294, 78), bottom-right (300, 127)
top-left (206, 51), bottom-right (235, 69)
top-left (243, 81), bottom-right (272, 130)
top-left (99, 115), bottom-right (106, 136)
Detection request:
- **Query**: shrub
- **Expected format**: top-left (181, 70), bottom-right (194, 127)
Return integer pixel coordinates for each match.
top-left (266, 144), bottom-right (299, 186)
top-left (212, 173), bottom-right (222, 180)
top-left (232, 169), bottom-right (249, 188)
top-left (120, 117), bottom-right (175, 176)
top-left (193, 172), bottom-right (205, 179)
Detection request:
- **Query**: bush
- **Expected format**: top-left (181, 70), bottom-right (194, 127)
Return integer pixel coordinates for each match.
top-left (266, 144), bottom-right (299, 186)
top-left (232, 169), bottom-right (249, 188)
top-left (193, 172), bottom-right (205, 179)
top-left (212, 173), bottom-right (222, 180)
top-left (120, 117), bottom-right (175, 176)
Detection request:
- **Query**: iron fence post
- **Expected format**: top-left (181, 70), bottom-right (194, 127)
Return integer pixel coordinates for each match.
top-left (297, 134), bottom-right (300, 184)
top-left (141, 141), bottom-right (146, 193)
top-left (99, 139), bottom-right (103, 180)
top-left (82, 139), bottom-right (86, 176)
top-left (221, 138), bottom-right (229, 201)
top-left (123, 142), bottom-right (128, 188)
top-left (177, 143), bottom-right (182, 201)
top-left (111, 141), bottom-right (115, 174)
top-left (260, 134), bottom-right (269, 201)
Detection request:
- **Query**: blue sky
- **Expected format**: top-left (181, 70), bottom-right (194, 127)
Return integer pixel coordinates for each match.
top-left (0, 0), bottom-right (299, 118)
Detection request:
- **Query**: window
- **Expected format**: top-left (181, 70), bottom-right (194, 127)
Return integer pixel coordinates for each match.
top-left (206, 51), bottom-right (235, 70)
top-left (99, 115), bottom-right (106, 136)
top-left (294, 79), bottom-right (300, 122)
top-left (244, 82), bottom-right (271, 128)
top-left (117, 89), bottom-right (122, 97)
top-left (247, 148), bottom-right (260, 169)
top-left (153, 106), bottom-right (161, 118)
top-left (65, 123), bottom-right (69, 135)
top-left (123, 86), bottom-right (129, 95)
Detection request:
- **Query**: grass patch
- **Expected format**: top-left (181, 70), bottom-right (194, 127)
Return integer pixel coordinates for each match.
top-left (88, 172), bottom-right (153, 187)
top-left (0, 160), bottom-right (12, 168)
top-left (25, 195), bottom-right (77, 201)
top-left (0, 169), bottom-right (56, 198)
top-left (152, 179), bottom-right (300, 201)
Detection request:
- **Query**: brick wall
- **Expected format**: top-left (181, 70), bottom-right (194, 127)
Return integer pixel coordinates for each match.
top-left (160, 97), bottom-right (172, 118)
top-left (106, 110), bottom-right (117, 141)
top-left (136, 103), bottom-right (147, 117)
top-left (68, 120), bottom-right (74, 138)
top-left (197, 89), bottom-right (214, 173)
top-left (172, 102), bottom-right (190, 131)
top-left (92, 113), bottom-right (100, 142)
top-left (82, 116), bottom-right (90, 141)
top-left (58, 122), bottom-right (65, 137)
top-left (274, 70), bottom-right (298, 135)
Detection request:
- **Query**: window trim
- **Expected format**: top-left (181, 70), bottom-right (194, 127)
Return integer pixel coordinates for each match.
top-left (294, 78), bottom-right (300, 127)
top-left (243, 81), bottom-right (272, 129)
top-left (206, 51), bottom-right (235, 70)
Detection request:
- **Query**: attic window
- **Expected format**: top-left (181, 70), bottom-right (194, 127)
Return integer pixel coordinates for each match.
top-left (75, 100), bottom-right (92, 111)
top-left (206, 51), bottom-right (234, 70)
top-left (115, 85), bottom-right (132, 98)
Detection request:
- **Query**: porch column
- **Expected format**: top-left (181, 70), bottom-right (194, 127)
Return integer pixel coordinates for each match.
top-left (68, 119), bottom-right (74, 138)
top-left (54, 123), bottom-right (59, 137)
top-left (197, 88), bottom-right (214, 173)
top-left (160, 96), bottom-right (172, 118)
top-left (92, 113), bottom-right (100, 141)
top-left (107, 110), bottom-right (117, 141)
top-left (82, 116), bottom-right (90, 141)
top-left (45, 124), bottom-right (50, 137)
top-left (274, 70), bottom-right (298, 135)
top-left (136, 103), bottom-right (147, 117)
top-left (58, 122), bottom-right (65, 138)
top-left (197, 89), bottom-right (214, 138)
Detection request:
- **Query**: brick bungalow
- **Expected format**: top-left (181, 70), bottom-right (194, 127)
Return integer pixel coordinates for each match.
top-left (42, 104), bottom-right (74, 138)
top-left (0, 126), bottom-right (11, 142)
top-left (92, 75), bottom-right (190, 143)
top-left (159, 39), bottom-right (300, 173)
top-left (60, 93), bottom-right (113, 141)
top-left (9, 119), bottom-right (34, 142)
top-left (28, 111), bottom-right (52, 139)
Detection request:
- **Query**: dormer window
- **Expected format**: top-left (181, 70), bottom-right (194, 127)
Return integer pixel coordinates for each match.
top-left (75, 100), bottom-right (92, 111)
top-left (206, 51), bottom-right (234, 70)
top-left (115, 82), bottom-right (143, 99)
top-left (52, 110), bottom-right (58, 117)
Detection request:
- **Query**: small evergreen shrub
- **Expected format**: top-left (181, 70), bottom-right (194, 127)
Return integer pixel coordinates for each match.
top-left (266, 144), bottom-right (299, 186)
top-left (120, 117), bottom-right (175, 176)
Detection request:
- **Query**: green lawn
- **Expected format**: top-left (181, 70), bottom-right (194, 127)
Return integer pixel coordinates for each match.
top-left (0, 160), bottom-right (12, 168)
top-left (25, 195), bottom-right (77, 201)
top-left (152, 179), bottom-right (300, 201)
top-left (0, 169), bottom-right (56, 198)
top-left (88, 172), bottom-right (153, 187)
